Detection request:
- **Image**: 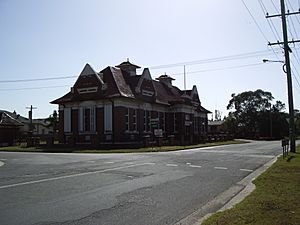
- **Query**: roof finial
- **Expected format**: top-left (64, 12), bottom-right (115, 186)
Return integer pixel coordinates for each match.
top-left (127, 58), bottom-right (129, 62)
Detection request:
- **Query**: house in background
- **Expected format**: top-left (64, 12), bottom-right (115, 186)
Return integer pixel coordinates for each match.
top-left (0, 110), bottom-right (54, 137)
top-left (51, 60), bottom-right (210, 147)
top-left (208, 120), bottom-right (226, 134)
top-left (0, 111), bottom-right (23, 146)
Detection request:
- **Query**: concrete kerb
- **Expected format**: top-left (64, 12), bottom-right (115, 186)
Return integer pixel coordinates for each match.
top-left (174, 153), bottom-right (281, 225)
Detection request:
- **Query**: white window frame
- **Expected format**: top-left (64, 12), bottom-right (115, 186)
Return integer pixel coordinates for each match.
top-left (78, 106), bottom-right (96, 133)
top-left (77, 87), bottom-right (98, 94)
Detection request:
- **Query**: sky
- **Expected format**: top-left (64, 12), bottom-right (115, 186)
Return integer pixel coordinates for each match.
top-left (1, 0), bottom-right (300, 119)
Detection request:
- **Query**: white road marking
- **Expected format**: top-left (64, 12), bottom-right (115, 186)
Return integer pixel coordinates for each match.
top-left (166, 164), bottom-right (178, 167)
top-left (127, 176), bottom-right (133, 178)
top-left (186, 163), bottom-right (191, 165)
top-left (144, 162), bottom-right (156, 165)
top-left (189, 165), bottom-right (202, 168)
top-left (240, 168), bottom-right (253, 172)
top-left (214, 167), bottom-right (228, 170)
top-left (104, 161), bottom-right (115, 164)
top-left (0, 161), bottom-right (4, 167)
top-left (0, 163), bottom-right (153, 190)
top-left (123, 162), bottom-right (134, 165)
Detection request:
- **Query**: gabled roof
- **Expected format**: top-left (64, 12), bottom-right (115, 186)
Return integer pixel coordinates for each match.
top-left (80, 63), bottom-right (98, 76)
top-left (51, 61), bottom-right (210, 114)
top-left (0, 112), bottom-right (23, 127)
top-left (153, 80), bottom-right (183, 105)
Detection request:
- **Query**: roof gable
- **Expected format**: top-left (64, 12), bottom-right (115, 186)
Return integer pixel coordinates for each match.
top-left (80, 63), bottom-right (97, 76)
top-left (135, 68), bottom-right (156, 95)
top-left (0, 112), bottom-right (23, 127)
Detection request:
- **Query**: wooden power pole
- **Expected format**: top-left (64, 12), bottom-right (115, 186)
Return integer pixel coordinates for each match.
top-left (267, 0), bottom-right (300, 153)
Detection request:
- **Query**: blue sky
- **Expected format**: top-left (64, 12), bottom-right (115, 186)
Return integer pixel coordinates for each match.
top-left (1, 0), bottom-right (300, 119)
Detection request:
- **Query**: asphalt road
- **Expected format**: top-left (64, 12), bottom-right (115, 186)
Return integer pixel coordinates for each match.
top-left (0, 141), bottom-right (281, 225)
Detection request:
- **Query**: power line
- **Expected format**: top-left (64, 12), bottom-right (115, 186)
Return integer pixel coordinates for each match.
top-left (170, 63), bottom-right (264, 76)
top-left (271, 0), bottom-right (280, 13)
top-left (258, 0), bottom-right (282, 41)
top-left (0, 85), bottom-right (70, 91)
top-left (242, 0), bottom-right (283, 62)
top-left (0, 63), bottom-right (268, 91)
top-left (241, 0), bottom-right (270, 42)
top-left (149, 49), bottom-right (280, 70)
top-left (0, 75), bottom-right (77, 83)
top-left (0, 50), bottom-right (281, 83)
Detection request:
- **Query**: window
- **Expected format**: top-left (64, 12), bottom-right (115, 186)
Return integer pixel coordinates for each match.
top-left (64, 108), bottom-right (71, 133)
top-left (144, 110), bottom-right (151, 132)
top-left (84, 108), bottom-right (91, 131)
top-left (147, 111), bottom-right (151, 131)
top-left (125, 108), bottom-right (129, 131)
top-left (185, 114), bottom-right (190, 121)
top-left (174, 113), bottom-right (178, 133)
top-left (78, 106), bottom-right (96, 132)
top-left (159, 112), bottom-right (165, 132)
top-left (142, 90), bottom-right (154, 97)
top-left (143, 110), bottom-right (147, 132)
top-left (126, 108), bottom-right (139, 132)
top-left (132, 109), bottom-right (137, 131)
top-left (104, 104), bottom-right (112, 133)
top-left (77, 87), bottom-right (98, 94)
top-left (194, 117), bottom-right (198, 133)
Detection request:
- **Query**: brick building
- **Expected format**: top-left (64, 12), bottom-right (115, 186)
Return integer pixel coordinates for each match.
top-left (51, 61), bottom-right (210, 147)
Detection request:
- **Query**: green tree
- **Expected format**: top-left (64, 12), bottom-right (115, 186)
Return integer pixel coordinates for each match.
top-left (226, 89), bottom-right (288, 139)
top-left (45, 110), bottom-right (58, 134)
top-left (295, 109), bottom-right (300, 135)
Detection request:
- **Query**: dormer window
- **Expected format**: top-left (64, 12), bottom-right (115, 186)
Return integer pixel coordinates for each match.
top-left (77, 87), bottom-right (98, 94)
top-left (142, 90), bottom-right (154, 97)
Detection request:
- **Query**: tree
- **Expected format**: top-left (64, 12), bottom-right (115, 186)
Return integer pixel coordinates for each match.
top-left (226, 89), bottom-right (288, 139)
top-left (295, 109), bottom-right (300, 135)
top-left (45, 110), bottom-right (58, 134)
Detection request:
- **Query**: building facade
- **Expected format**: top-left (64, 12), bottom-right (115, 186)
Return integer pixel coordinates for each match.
top-left (51, 61), bottom-right (210, 147)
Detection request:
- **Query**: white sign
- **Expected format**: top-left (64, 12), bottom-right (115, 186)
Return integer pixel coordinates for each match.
top-left (154, 129), bottom-right (163, 137)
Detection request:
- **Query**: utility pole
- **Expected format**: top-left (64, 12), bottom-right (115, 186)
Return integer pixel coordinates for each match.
top-left (26, 105), bottom-right (37, 132)
top-left (266, 0), bottom-right (300, 153)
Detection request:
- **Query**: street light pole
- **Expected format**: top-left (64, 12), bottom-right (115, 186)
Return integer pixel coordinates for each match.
top-left (280, 0), bottom-right (296, 153)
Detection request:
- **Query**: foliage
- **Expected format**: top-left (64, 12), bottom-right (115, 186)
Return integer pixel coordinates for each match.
top-left (295, 110), bottom-right (300, 135)
top-left (45, 110), bottom-right (58, 134)
top-left (225, 89), bottom-right (288, 139)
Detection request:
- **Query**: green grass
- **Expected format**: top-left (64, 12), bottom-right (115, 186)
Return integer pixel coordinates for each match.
top-left (202, 146), bottom-right (300, 225)
top-left (74, 140), bottom-right (246, 154)
top-left (0, 140), bottom-right (246, 153)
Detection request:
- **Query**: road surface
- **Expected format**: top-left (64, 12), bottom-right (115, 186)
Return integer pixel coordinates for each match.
top-left (0, 141), bottom-right (281, 225)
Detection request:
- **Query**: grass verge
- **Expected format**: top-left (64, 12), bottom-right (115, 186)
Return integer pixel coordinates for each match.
top-left (0, 140), bottom-right (246, 153)
top-left (202, 146), bottom-right (300, 225)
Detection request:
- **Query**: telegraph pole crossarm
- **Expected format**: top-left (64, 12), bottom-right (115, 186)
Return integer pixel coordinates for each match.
top-left (265, 0), bottom-right (299, 153)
